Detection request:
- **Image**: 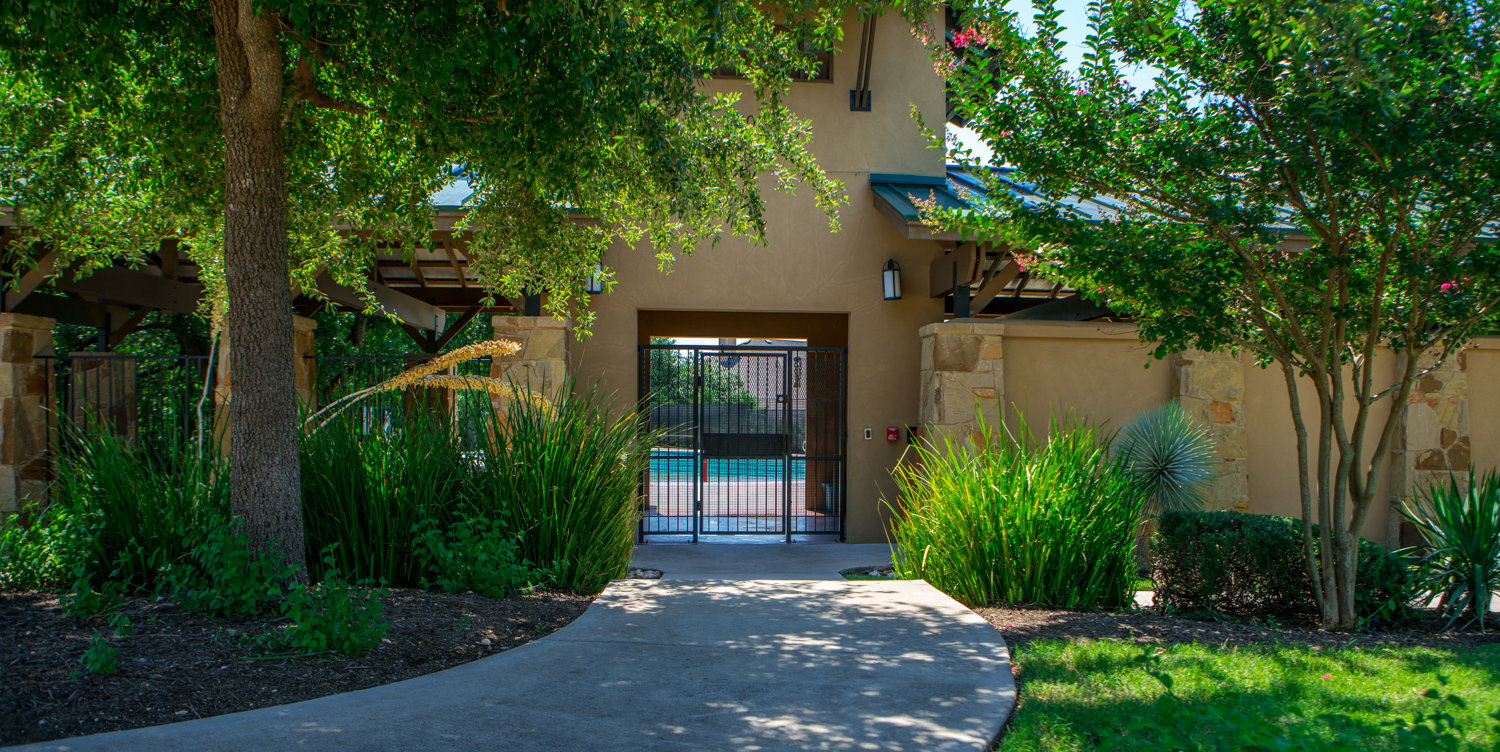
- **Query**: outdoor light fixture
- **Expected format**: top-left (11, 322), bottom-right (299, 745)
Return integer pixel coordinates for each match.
top-left (584, 263), bottom-right (604, 295)
top-left (882, 259), bottom-right (902, 300)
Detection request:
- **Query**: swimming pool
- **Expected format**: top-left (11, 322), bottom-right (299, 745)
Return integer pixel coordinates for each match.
top-left (649, 453), bottom-right (806, 481)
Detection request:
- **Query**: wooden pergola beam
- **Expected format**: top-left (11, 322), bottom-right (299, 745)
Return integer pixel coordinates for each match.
top-left (3, 245), bottom-right (57, 312)
top-left (57, 266), bottom-right (202, 314)
top-left (315, 271), bottom-right (447, 332)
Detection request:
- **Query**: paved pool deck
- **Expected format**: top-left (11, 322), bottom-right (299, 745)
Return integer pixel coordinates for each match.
top-left (13, 544), bottom-right (1015, 752)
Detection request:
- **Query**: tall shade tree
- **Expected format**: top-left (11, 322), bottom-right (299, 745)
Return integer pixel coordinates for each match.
top-left (0, 0), bottom-right (931, 571)
top-left (939, 0), bottom-right (1500, 629)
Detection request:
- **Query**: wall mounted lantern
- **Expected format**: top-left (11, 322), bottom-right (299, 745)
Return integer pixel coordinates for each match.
top-left (584, 263), bottom-right (605, 295)
top-left (882, 259), bottom-right (902, 300)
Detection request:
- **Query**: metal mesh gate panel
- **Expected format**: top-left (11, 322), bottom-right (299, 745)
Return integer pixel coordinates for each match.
top-left (639, 344), bottom-right (846, 541)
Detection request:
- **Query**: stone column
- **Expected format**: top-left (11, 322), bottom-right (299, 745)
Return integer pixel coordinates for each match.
top-left (917, 320), bottom-right (1005, 447)
top-left (67, 352), bottom-right (138, 445)
top-left (1173, 349), bottom-right (1250, 511)
top-left (214, 314), bottom-right (318, 452)
top-left (490, 316), bottom-right (570, 407)
top-left (1389, 348), bottom-right (1470, 546)
top-left (0, 313), bottom-right (55, 514)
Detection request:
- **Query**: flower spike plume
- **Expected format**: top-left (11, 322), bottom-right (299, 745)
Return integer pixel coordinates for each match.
top-left (303, 339), bottom-right (528, 434)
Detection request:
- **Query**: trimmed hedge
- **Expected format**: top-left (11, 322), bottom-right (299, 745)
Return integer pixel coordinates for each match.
top-left (1152, 510), bottom-right (1418, 624)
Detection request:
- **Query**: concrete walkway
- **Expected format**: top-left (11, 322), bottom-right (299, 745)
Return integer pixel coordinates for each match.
top-left (15, 544), bottom-right (1015, 751)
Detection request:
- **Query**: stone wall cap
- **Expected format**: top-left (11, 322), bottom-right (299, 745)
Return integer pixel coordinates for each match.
top-left (0, 312), bottom-right (56, 330)
top-left (918, 320), bottom-right (1006, 337)
top-left (493, 315), bottom-right (571, 329)
top-left (1002, 320), bottom-right (1141, 341)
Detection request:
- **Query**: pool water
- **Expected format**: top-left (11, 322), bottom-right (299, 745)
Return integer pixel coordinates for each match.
top-left (650, 455), bottom-right (806, 482)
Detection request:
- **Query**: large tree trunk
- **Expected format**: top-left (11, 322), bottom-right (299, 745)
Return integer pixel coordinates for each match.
top-left (211, 0), bottom-right (305, 574)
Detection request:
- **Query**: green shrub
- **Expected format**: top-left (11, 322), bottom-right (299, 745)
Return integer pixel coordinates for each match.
top-left (1113, 402), bottom-right (1215, 515)
top-left (160, 519), bottom-right (293, 617)
top-left (300, 412), bottom-right (470, 585)
top-left (79, 632), bottom-right (119, 676)
top-left (889, 418), bottom-right (1144, 609)
top-left (468, 385), bottom-right (654, 594)
top-left (279, 550), bottom-right (387, 656)
top-left (0, 500), bottom-right (94, 590)
top-left (415, 515), bottom-right (556, 598)
top-left (1153, 510), bottom-right (1418, 624)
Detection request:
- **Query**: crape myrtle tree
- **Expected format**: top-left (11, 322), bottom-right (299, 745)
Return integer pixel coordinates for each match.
top-left (938, 0), bottom-right (1500, 630)
top-left (0, 0), bottom-right (931, 573)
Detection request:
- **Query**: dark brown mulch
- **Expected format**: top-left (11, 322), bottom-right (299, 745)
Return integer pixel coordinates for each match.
top-left (0, 588), bottom-right (593, 747)
top-left (976, 605), bottom-right (1500, 652)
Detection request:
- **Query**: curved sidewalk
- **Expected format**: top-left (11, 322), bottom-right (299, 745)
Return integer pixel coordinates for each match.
top-left (14, 546), bottom-right (1015, 751)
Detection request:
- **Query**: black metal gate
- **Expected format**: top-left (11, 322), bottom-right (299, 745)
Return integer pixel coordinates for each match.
top-left (638, 344), bottom-right (846, 541)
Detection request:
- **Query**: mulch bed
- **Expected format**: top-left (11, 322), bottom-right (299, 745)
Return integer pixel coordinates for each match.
top-left (976, 605), bottom-right (1500, 652)
top-left (0, 588), bottom-right (593, 747)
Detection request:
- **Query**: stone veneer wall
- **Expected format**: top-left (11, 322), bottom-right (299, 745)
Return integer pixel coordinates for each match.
top-left (0, 313), bottom-right (55, 514)
top-left (917, 321), bottom-right (1005, 446)
top-left (1173, 349), bottom-right (1250, 512)
top-left (1390, 348), bottom-right (1470, 543)
top-left (490, 316), bottom-right (570, 406)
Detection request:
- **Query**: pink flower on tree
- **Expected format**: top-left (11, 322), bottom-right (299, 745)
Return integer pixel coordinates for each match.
top-left (1440, 281), bottom-right (1458, 292)
top-left (951, 27), bottom-right (987, 49)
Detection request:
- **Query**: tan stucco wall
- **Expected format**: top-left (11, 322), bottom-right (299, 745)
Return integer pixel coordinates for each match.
top-left (704, 11), bottom-right (947, 178)
top-left (998, 322), bottom-right (1172, 435)
top-left (571, 12), bottom-right (948, 543)
top-left (916, 320), bottom-right (1442, 543)
top-left (1466, 337), bottom-right (1500, 473)
top-left (1244, 355), bottom-right (1395, 541)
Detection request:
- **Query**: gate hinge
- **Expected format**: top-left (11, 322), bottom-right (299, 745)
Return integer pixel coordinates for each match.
top-left (694, 500), bottom-right (703, 512)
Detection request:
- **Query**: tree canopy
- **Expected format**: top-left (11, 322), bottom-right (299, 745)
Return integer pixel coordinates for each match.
top-left (940, 0), bottom-right (1500, 629)
top-left (1, 0), bottom-right (933, 568)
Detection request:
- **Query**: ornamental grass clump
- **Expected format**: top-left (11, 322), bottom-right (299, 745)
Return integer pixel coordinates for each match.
top-left (889, 417), bottom-right (1144, 609)
top-left (468, 384), bottom-right (655, 594)
top-left (299, 412), bottom-right (470, 585)
top-left (1401, 469), bottom-right (1500, 631)
top-left (46, 428), bottom-right (229, 590)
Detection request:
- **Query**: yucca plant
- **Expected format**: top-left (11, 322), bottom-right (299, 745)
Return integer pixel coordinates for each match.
top-left (1114, 403), bottom-right (1215, 516)
top-left (889, 415), bottom-right (1144, 609)
top-left (468, 384), bottom-right (655, 594)
top-left (1401, 469), bottom-right (1500, 631)
top-left (1113, 402), bottom-right (1216, 571)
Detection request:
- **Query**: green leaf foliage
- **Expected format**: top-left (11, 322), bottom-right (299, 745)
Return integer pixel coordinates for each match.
top-left (1113, 402), bottom-right (1214, 515)
top-left (0, 0), bottom-right (933, 323)
top-left (939, 0), bottom-right (1500, 631)
top-left (1401, 469), bottom-right (1500, 631)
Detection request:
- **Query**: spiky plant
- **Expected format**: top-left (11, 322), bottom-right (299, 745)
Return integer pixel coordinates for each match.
top-left (1401, 469), bottom-right (1500, 631)
top-left (1114, 403), bottom-right (1215, 517)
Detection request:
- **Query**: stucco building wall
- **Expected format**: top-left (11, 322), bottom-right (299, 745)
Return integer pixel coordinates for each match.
top-left (570, 12), bottom-right (949, 543)
top-left (916, 320), bottom-right (1500, 545)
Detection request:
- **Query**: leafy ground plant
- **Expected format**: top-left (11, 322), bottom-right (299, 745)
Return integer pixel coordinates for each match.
top-left (1000, 639), bottom-right (1500, 752)
top-left (889, 416), bottom-right (1143, 608)
top-left (414, 516), bottom-right (556, 598)
top-left (278, 550), bottom-right (387, 657)
top-left (1402, 469), bottom-right (1500, 630)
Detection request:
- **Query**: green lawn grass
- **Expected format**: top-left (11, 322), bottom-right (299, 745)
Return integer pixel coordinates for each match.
top-left (1000, 639), bottom-right (1500, 751)
top-left (1132, 578), bottom-right (1153, 592)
